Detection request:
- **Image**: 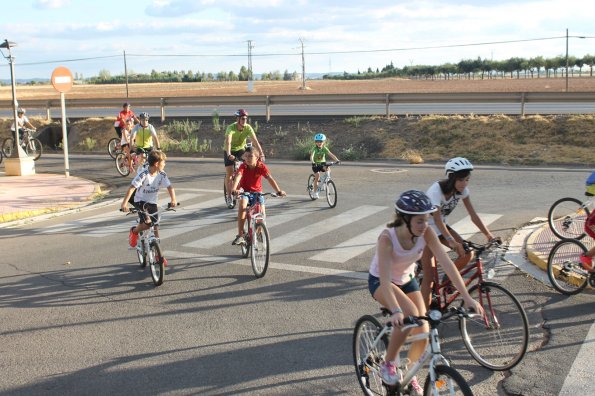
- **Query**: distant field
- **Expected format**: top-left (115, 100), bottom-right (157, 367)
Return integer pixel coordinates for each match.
top-left (1, 77), bottom-right (595, 101)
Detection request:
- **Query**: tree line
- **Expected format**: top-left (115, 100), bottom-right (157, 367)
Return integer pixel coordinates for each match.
top-left (324, 54), bottom-right (595, 80)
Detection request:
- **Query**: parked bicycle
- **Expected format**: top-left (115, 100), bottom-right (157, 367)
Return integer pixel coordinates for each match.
top-left (307, 161), bottom-right (339, 208)
top-left (354, 306), bottom-right (475, 396)
top-left (236, 191), bottom-right (278, 278)
top-left (547, 238), bottom-right (595, 295)
top-left (224, 156), bottom-right (242, 209)
top-left (416, 239), bottom-right (529, 371)
top-left (548, 193), bottom-right (594, 240)
top-left (123, 203), bottom-right (178, 286)
top-left (2, 127), bottom-right (42, 161)
top-left (108, 137), bottom-right (122, 159)
top-left (115, 149), bottom-right (146, 177)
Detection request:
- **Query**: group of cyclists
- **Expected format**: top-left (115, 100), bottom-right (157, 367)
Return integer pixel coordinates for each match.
top-left (116, 105), bottom-right (507, 395)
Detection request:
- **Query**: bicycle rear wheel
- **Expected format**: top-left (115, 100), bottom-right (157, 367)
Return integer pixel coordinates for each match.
top-left (251, 222), bottom-right (270, 278)
top-left (548, 197), bottom-right (589, 240)
top-left (547, 239), bottom-right (589, 295)
top-left (459, 281), bottom-right (528, 370)
top-left (326, 180), bottom-right (337, 208)
top-left (307, 174), bottom-right (316, 200)
top-left (108, 138), bottom-right (120, 159)
top-left (2, 138), bottom-right (14, 157)
top-left (115, 153), bottom-right (131, 176)
top-left (25, 138), bottom-right (42, 161)
top-left (353, 315), bottom-right (389, 396)
top-left (149, 241), bottom-right (164, 286)
top-left (423, 365), bottom-right (472, 396)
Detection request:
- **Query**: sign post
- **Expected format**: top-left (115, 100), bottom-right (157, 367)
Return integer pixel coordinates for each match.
top-left (51, 66), bottom-right (74, 178)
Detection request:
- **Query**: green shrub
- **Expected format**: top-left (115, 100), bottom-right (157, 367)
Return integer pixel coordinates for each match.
top-left (165, 119), bottom-right (202, 140)
top-left (212, 110), bottom-right (221, 132)
top-left (292, 136), bottom-right (315, 160)
top-left (82, 137), bottom-right (97, 151)
top-left (341, 144), bottom-right (368, 161)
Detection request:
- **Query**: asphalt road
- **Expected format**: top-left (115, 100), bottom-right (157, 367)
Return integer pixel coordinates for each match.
top-left (0, 154), bottom-right (593, 395)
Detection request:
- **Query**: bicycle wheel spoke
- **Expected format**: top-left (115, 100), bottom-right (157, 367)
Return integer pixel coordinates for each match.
top-left (547, 240), bottom-right (589, 295)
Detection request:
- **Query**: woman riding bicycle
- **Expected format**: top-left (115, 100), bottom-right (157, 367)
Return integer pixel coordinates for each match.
top-left (368, 190), bottom-right (482, 392)
top-left (420, 157), bottom-right (499, 307)
top-left (224, 109), bottom-right (265, 208)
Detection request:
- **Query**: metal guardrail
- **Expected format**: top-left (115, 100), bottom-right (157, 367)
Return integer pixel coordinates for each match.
top-left (1, 92), bottom-right (594, 120)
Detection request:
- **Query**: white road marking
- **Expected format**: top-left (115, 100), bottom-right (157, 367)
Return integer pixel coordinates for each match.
top-left (558, 320), bottom-right (595, 396)
top-left (309, 225), bottom-right (384, 263)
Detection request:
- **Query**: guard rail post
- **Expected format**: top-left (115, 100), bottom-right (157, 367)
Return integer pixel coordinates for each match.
top-left (266, 95), bottom-right (271, 122)
top-left (520, 92), bottom-right (526, 117)
top-left (46, 101), bottom-right (51, 120)
top-left (385, 93), bottom-right (390, 118)
top-left (160, 98), bottom-right (165, 122)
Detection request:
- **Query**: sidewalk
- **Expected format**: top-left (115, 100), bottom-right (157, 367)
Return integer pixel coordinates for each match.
top-left (0, 172), bottom-right (102, 223)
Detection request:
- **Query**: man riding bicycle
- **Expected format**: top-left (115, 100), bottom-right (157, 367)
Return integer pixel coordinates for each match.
top-left (224, 109), bottom-right (265, 208)
top-left (11, 108), bottom-right (36, 143)
top-left (131, 112), bottom-right (160, 167)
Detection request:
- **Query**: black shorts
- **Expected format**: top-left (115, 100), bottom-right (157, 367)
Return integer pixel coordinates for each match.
top-left (312, 164), bottom-right (326, 173)
top-left (223, 149), bottom-right (246, 167)
top-left (368, 274), bottom-right (420, 297)
top-left (134, 201), bottom-right (159, 226)
top-left (114, 126), bottom-right (122, 138)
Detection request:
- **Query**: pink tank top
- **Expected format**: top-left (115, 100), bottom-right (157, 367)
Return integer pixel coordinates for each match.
top-left (369, 227), bottom-right (426, 285)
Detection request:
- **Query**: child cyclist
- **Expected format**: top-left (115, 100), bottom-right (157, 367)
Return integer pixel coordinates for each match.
top-left (120, 117), bottom-right (134, 171)
top-left (121, 150), bottom-right (177, 265)
top-left (230, 146), bottom-right (286, 245)
top-left (420, 157), bottom-right (499, 307)
top-left (369, 190), bottom-right (483, 392)
top-left (310, 133), bottom-right (340, 199)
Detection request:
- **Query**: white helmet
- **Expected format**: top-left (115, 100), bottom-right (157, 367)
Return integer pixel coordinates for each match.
top-left (445, 157), bottom-right (473, 175)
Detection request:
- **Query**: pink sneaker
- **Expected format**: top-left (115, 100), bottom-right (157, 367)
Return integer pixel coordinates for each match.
top-left (379, 361), bottom-right (402, 385)
top-left (579, 255), bottom-right (594, 272)
top-left (408, 376), bottom-right (423, 396)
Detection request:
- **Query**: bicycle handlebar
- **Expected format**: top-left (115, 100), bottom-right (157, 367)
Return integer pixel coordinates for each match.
top-left (121, 202), bottom-right (180, 214)
top-left (383, 306), bottom-right (478, 330)
top-left (462, 238), bottom-right (504, 254)
top-left (237, 191), bottom-right (278, 198)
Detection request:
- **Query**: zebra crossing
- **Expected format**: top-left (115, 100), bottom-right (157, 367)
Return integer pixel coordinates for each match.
top-left (42, 188), bottom-right (503, 272)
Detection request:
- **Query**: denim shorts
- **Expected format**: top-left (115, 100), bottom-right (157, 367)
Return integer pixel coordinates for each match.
top-left (368, 273), bottom-right (420, 297)
top-left (239, 193), bottom-right (265, 207)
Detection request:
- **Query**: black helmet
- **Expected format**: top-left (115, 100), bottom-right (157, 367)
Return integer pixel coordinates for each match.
top-left (395, 190), bottom-right (436, 215)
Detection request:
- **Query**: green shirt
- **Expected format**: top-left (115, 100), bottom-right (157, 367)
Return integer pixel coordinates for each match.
top-left (312, 146), bottom-right (330, 163)
top-left (225, 122), bottom-right (255, 152)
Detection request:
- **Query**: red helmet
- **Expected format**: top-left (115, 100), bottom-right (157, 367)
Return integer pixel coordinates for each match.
top-left (235, 109), bottom-right (248, 117)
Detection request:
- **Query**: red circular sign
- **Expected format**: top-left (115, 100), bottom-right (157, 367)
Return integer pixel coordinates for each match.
top-left (51, 66), bottom-right (74, 93)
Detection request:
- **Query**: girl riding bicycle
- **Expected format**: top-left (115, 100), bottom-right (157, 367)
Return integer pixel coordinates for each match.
top-left (368, 190), bottom-right (482, 392)
top-left (309, 133), bottom-right (339, 199)
top-left (420, 157), bottom-right (499, 307)
top-left (230, 146), bottom-right (285, 245)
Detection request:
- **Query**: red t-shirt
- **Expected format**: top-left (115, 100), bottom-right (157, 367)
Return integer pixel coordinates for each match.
top-left (117, 109), bottom-right (136, 128)
top-left (237, 162), bottom-right (270, 192)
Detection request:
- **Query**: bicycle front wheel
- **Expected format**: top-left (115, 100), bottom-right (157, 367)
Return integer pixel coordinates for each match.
top-left (459, 281), bottom-right (529, 371)
top-left (353, 315), bottom-right (389, 396)
top-left (149, 241), bottom-right (164, 286)
top-left (2, 138), bottom-right (14, 157)
top-left (25, 138), bottom-right (42, 161)
top-left (548, 197), bottom-right (589, 240)
top-left (547, 239), bottom-right (589, 295)
top-left (115, 153), bottom-right (131, 176)
top-left (241, 221), bottom-right (250, 258)
top-left (251, 222), bottom-right (270, 278)
top-left (423, 365), bottom-right (472, 396)
top-left (326, 180), bottom-right (337, 208)
top-left (107, 138), bottom-right (120, 159)
top-left (307, 174), bottom-right (316, 200)
top-left (223, 179), bottom-right (236, 209)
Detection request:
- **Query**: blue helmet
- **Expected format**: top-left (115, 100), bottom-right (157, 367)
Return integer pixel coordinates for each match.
top-left (314, 133), bottom-right (326, 142)
top-left (395, 190), bottom-right (436, 215)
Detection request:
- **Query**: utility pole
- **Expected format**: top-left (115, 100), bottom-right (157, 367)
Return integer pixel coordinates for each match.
top-left (123, 50), bottom-right (129, 98)
top-left (247, 40), bottom-right (254, 92)
top-left (299, 38), bottom-right (306, 90)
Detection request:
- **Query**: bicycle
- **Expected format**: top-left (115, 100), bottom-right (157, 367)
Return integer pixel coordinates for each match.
top-left (307, 161), bottom-right (339, 208)
top-left (417, 240), bottom-right (529, 371)
top-left (547, 238), bottom-right (595, 295)
top-left (108, 137), bottom-right (122, 159)
top-left (123, 203), bottom-right (178, 286)
top-left (236, 191), bottom-right (278, 278)
top-left (354, 306), bottom-right (475, 396)
top-left (547, 193), bottom-right (594, 240)
top-left (224, 156), bottom-right (242, 209)
top-left (115, 149), bottom-right (146, 177)
top-left (2, 127), bottom-right (43, 161)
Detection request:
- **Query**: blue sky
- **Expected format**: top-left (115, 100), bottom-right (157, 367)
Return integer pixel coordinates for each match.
top-left (1, 0), bottom-right (593, 79)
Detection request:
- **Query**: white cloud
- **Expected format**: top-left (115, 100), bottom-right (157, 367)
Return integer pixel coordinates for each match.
top-left (34, 0), bottom-right (70, 9)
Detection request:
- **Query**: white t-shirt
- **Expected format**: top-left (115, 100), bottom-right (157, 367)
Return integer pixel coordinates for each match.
top-left (369, 227), bottom-right (426, 285)
top-left (426, 181), bottom-right (470, 235)
top-left (132, 169), bottom-right (171, 204)
top-left (10, 115), bottom-right (29, 131)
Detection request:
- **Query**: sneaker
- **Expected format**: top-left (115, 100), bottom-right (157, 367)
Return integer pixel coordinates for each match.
top-left (162, 258), bottom-right (168, 267)
top-left (408, 376), bottom-right (423, 396)
top-left (232, 235), bottom-right (245, 245)
top-left (128, 227), bottom-right (138, 248)
top-left (226, 196), bottom-right (235, 209)
top-left (379, 361), bottom-right (402, 385)
top-left (579, 254), bottom-right (594, 272)
top-left (314, 192), bottom-right (320, 199)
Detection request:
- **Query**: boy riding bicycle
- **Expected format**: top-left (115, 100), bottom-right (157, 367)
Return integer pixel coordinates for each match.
top-left (230, 146), bottom-right (285, 245)
top-left (121, 150), bottom-right (177, 265)
top-left (310, 133), bottom-right (339, 199)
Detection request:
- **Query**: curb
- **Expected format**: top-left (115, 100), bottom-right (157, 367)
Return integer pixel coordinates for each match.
top-left (526, 223), bottom-right (549, 271)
